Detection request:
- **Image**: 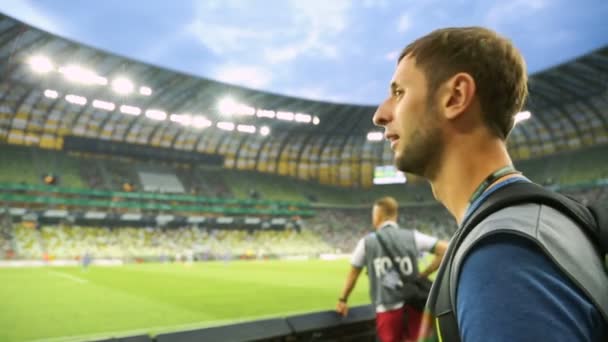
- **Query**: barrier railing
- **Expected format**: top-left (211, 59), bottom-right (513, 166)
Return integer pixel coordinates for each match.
top-left (89, 305), bottom-right (376, 342)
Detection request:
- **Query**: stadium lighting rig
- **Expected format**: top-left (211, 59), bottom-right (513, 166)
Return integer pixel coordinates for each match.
top-left (26, 55), bottom-right (153, 97)
top-left (40, 87), bottom-right (296, 137)
top-left (28, 54), bottom-right (308, 138)
top-left (217, 98), bottom-right (319, 125)
top-left (39, 88), bottom-right (277, 136)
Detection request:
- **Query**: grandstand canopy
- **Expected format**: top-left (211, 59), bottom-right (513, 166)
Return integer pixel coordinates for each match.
top-left (0, 13), bottom-right (607, 188)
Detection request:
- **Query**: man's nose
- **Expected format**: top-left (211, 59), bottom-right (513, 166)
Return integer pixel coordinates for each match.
top-left (372, 99), bottom-right (392, 127)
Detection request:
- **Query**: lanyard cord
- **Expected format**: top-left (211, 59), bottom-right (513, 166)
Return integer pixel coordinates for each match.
top-left (468, 165), bottom-right (521, 205)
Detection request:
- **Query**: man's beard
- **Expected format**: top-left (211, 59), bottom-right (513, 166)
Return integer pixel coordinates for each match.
top-left (395, 106), bottom-right (443, 179)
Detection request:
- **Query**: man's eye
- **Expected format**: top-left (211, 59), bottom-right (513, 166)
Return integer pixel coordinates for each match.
top-left (393, 89), bottom-right (404, 97)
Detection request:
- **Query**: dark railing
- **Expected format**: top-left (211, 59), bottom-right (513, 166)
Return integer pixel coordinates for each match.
top-left (90, 305), bottom-right (376, 342)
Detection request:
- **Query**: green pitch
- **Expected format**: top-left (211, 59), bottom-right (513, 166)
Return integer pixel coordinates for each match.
top-left (0, 260), bottom-right (370, 342)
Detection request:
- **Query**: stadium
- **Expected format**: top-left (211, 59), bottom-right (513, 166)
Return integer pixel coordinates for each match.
top-left (0, 5), bottom-right (607, 342)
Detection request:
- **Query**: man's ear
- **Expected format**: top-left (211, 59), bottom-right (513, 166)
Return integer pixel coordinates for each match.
top-left (440, 72), bottom-right (476, 121)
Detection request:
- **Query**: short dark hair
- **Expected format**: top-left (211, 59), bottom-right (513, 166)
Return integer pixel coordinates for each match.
top-left (374, 196), bottom-right (398, 218)
top-left (399, 27), bottom-right (528, 140)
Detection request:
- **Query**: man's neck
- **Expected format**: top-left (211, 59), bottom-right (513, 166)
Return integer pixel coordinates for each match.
top-left (429, 135), bottom-right (514, 225)
top-left (375, 219), bottom-right (397, 230)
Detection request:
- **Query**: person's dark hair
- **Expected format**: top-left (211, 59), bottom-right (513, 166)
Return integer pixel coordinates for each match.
top-left (399, 27), bottom-right (528, 140)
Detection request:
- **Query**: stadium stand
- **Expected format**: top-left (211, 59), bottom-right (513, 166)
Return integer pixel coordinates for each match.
top-left (515, 143), bottom-right (608, 185)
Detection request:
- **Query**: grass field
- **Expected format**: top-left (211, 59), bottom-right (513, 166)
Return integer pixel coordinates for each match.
top-left (0, 260), bottom-right (370, 342)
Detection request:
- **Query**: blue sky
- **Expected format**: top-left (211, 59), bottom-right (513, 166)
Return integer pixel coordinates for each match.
top-left (2, 0), bottom-right (607, 105)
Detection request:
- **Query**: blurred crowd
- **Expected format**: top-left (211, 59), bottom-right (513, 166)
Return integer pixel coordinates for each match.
top-left (1, 185), bottom-right (605, 262)
top-left (8, 224), bottom-right (334, 261)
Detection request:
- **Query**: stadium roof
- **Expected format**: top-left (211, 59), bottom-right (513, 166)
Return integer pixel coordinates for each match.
top-left (0, 13), bottom-right (607, 187)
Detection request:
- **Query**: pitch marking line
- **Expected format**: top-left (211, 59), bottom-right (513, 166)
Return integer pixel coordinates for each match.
top-left (48, 270), bottom-right (88, 284)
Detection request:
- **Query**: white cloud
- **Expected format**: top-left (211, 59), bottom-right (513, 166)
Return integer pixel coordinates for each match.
top-left (263, 0), bottom-right (350, 64)
top-left (0, 0), bottom-right (63, 34)
top-left (362, 0), bottom-right (389, 9)
top-left (397, 13), bottom-right (412, 33)
top-left (212, 64), bottom-right (272, 89)
top-left (187, 0), bottom-right (351, 64)
top-left (485, 0), bottom-right (548, 28)
top-left (295, 86), bottom-right (329, 100)
top-left (280, 84), bottom-right (351, 103)
top-left (187, 20), bottom-right (275, 56)
top-left (385, 50), bottom-right (400, 61)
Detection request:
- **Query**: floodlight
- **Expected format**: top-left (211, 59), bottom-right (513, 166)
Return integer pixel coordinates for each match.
top-left (294, 113), bottom-right (312, 123)
top-left (145, 109), bottom-right (167, 121)
top-left (237, 124), bottom-right (256, 133)
top-left (44, 89), bottom-right (58, 99)
top-left (170, 114), bottom-right (192, 125)
top-left (256, 109), bottom-right (276, 118)
top-left (238, 105), bottom-right (256, 116)
top-left (260, 126), bottom-right (270, 136)
top-left (59, 65), bottom-right (106, 85)
top-left (112, 77), bottom-right (134, 95)
top-left (217, 121), bottom-right (235, 131)
top-left (218, 97), bottom-right (238, 115)
top-left (92, 99), bottom-right (115, 111)
top-left (276, 111), bottom-right (294, 121)
top-left (139, 86), bottom-right (152, 96)
top-left (28, 55), bottom-right (54, 73)
top-left (65, 94), bottom-right (87, 106)
top-left (120, 105), bottom-right (141, 116)
top-left (192, 116), bottom-right (212, 129)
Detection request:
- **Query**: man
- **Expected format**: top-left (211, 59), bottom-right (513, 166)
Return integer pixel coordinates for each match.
top-left (336, 197), bottom-right (448, 342)
top-left (372, 27), bottom-right (608, 341)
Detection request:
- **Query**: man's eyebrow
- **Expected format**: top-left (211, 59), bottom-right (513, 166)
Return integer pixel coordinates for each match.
top-left (390, 81), bottom-right (399, 91)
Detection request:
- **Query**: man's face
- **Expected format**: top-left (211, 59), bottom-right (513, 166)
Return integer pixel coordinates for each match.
top-left (372, 56), bottom-right (444, 178)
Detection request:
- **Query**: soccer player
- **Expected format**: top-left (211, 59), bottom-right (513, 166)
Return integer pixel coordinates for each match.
top-left (372, 27), bottom-right (607, 341)
top-left (336, 197), bottom-right (447, 342)
top-left (82, 251), bottom-right (92, 271)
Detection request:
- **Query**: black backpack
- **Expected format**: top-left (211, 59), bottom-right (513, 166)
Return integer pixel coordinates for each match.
top-left (428, 181), bottom-right (608, 342)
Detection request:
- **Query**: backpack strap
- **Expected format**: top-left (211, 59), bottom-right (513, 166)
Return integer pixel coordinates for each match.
top-left (429, 181), bottom-right (607, 342)
top-left (588, 204), bottom-right (608, 257)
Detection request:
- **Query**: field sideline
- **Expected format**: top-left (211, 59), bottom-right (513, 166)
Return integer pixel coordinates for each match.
top-left (0, 259), bottom-right (370, 342)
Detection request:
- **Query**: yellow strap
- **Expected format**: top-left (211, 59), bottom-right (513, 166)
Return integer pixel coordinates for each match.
top-left (435, 317), bottom-right (444, 342)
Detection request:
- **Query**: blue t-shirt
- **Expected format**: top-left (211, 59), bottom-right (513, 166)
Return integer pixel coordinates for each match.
top-left (457, 234), bottom-right (607, 341)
